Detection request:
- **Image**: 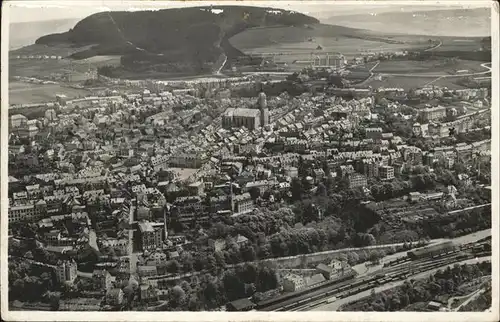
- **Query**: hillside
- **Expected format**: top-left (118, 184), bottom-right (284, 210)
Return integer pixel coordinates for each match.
top-left (324, 8), bottom-right (490, 37)
top-left (35, 6), bottom-right (318, 74)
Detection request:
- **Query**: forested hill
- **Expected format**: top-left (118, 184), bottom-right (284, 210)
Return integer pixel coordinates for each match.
top-left (35, 6), bottom-right (318, 69)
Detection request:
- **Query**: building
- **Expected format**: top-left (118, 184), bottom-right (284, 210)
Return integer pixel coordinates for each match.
top-left (226, 298), bottom-right (256, 312)
top-left (359, 159), bottom-right (379, 178)
top-left (316, 263), bottom-right (333, 280)
top-left (403, 146), bottom-right (423, 165)
top-left (9, 201), bottom-right (47, 224)
top-left (305, 273), bottom-right (326, 287)
top-left (171, 196), bottom-right (203, 222)
top-left (187, 181), bottom-right (204, 196)
top-left (258, 91), bottom-right (270, 127)
top-left (222, 91), bottom-right (269, 130)
top-left (140, 284), bottom-right (158, 302)
top-left (92, 269), bottom-right (113, 291)
top-left (222, 108), bottom-right (261, 130)
top-left (56, 260), bottom-right (78, 284)
top-left (233, 193), bottom-right (254, 214)
top-left (419, 106), bottom-right (447, 122)
top-left (137, 221), bottom-right (164, 251)
top-left (312, 53), bottom-right (346, 69)
top-left (10, 114), bottom-right (28, 128)
top-left (379, 166), bottom-right (395, 180)
top-left (365, 127), bottom-right (383, 140)
top-left (137, 265), bottom-right (158, 277)
top-left (346, 173), bottom-right (368, 189)
top-left (106, 288), bottom-right (124, 306)
top-left (169, 153), bottom-right (205, 169)
top-left (151, 155), bottom-right (170, 172)
top-left (282, 274), bottom-right (306, 292)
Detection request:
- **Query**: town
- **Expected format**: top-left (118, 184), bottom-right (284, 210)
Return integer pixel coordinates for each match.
top-left (6, 4), bottom-right (492, 315)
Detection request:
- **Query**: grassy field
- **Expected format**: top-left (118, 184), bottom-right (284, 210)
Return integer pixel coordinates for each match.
top-left (434, 38), bottom-right (484, 52)
top-left (10, 44), bottom-right (95, 57)
top-left (9, 81), bottom-right (90, 105)
top-left (230, 24), bottom-right (426, 64)
top-left (9, 49), bottom-right (121, 81)
top-left (364, 75), bottom-right (466, 90)
top-left (372, 59), bottom-right (486, 75)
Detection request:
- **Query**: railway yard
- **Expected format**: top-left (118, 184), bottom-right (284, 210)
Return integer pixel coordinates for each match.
top-left (255, 237), bottom-right (491, 312)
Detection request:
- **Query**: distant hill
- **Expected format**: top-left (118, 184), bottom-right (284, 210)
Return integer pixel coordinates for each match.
top-left (325, 8), bottom-right (490, 37)
top-left (9, 18), bottom-right (80, 50)
top-left (34, 6), bottom-right (318, 74)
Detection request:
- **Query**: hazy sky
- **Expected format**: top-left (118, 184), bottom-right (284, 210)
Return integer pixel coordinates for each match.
top-left (8, 0), bottom-right (491, 23)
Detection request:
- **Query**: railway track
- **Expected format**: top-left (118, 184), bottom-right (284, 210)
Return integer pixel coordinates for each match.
top-left (292, 251), bottom-right (490, 311)
top-left (255, 240), bottom-right (489, 312)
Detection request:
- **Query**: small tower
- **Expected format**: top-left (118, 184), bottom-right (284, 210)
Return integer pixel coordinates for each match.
top-left (258, 86), bottom-right (269, 127)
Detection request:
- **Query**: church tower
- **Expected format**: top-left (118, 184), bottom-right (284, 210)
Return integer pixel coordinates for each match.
top-left (258, 88), bottom-right (269, 127)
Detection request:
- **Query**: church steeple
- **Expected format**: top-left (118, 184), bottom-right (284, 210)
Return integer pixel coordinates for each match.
top-left (258, 85), bottom-right (269, 127)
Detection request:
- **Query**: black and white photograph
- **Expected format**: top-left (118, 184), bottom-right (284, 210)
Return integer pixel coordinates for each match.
top-left (1, 0), bottom-right (498, 320)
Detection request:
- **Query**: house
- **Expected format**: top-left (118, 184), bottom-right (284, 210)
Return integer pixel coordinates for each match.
top-left (140, 284), bottom-right (158, 302)
top-left (235, 234), bottom-right (250, 248)
top-left (282, 274), bottom-right (305, 292)
top-left (427, 301), bottom-right (443, 311)
top-left (226, 298), bottom-right (256, 312)
top-left (233, 193), bottom-right (254, 214)
top-left (137, 221), bottom-right (163, 251)
top-left (316, 263), bottom-right (332, 280)
top-left (305, 273), bottom-right (326, 287)
top-left (92, 269), bottom-right (113, 291)
top-left (137, 265), bottom-right (158, 277)
top-left (106, 288), bottom-right (124, 306)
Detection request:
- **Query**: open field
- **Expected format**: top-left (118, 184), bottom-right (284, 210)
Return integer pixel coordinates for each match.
top-left (433, 38), bottom-right (484, 52)
top-left (9, 81), bottom-right (90, 105)
top-left (230, 24), bottom-right (427, 62)
top-left (10, 45), bottom-right (121, 80)
top-left (10, 44), bottom-right (96, 57)
top-left (364, 75), bottom-right (466, 91)
top-left (373, 59), bottom-right (487, 75)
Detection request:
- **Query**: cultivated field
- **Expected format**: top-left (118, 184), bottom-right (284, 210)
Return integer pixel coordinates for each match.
top-left (9, 81), bottom-right (90, 105)
top-left (10, 44), bottom-right (121, 81)
top-left (364, 75), bottom-right (466, 91)
top-left (229, 24), bottom-right (427, 64)
top-left (372, 59), bottom-right (486, 75)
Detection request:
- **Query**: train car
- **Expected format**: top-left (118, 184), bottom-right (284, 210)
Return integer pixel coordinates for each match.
top-left (407, 241), bottom-right (456, 260)
top-left (327, 297), bottom-right (337, 304)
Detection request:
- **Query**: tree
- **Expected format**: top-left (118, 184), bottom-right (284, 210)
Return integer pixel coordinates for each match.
top-left (48, 292), bottom-right (60, 310)
top-left (249, 187), bottom-right (261, 200)
top-left (369, 250), bottom-right (382, 264)
top-left (182, 253), bottom-right (194, 272)
top-left (241, 245), bottom-right (257, 262)
top-left (170, 285), bottom-right (186, 307)
top-left (291, 177), bottom-right (303, 200)
top-left (206, 254), bottom-right (217, 271)
top-left (167, 260), bottom-right (181, 274)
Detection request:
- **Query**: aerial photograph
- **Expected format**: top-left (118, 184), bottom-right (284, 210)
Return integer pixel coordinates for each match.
top-left (5, 0), bottom-right (493, 315)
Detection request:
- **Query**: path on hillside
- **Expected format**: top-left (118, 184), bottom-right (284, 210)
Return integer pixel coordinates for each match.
top-left (454, 288), bottom-right (487, 311)
top-left (424, 40), bottom-right (443, 52)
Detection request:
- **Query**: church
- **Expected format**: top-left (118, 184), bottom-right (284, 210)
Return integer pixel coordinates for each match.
top-left (222, 90), bottom-right (269, 130)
